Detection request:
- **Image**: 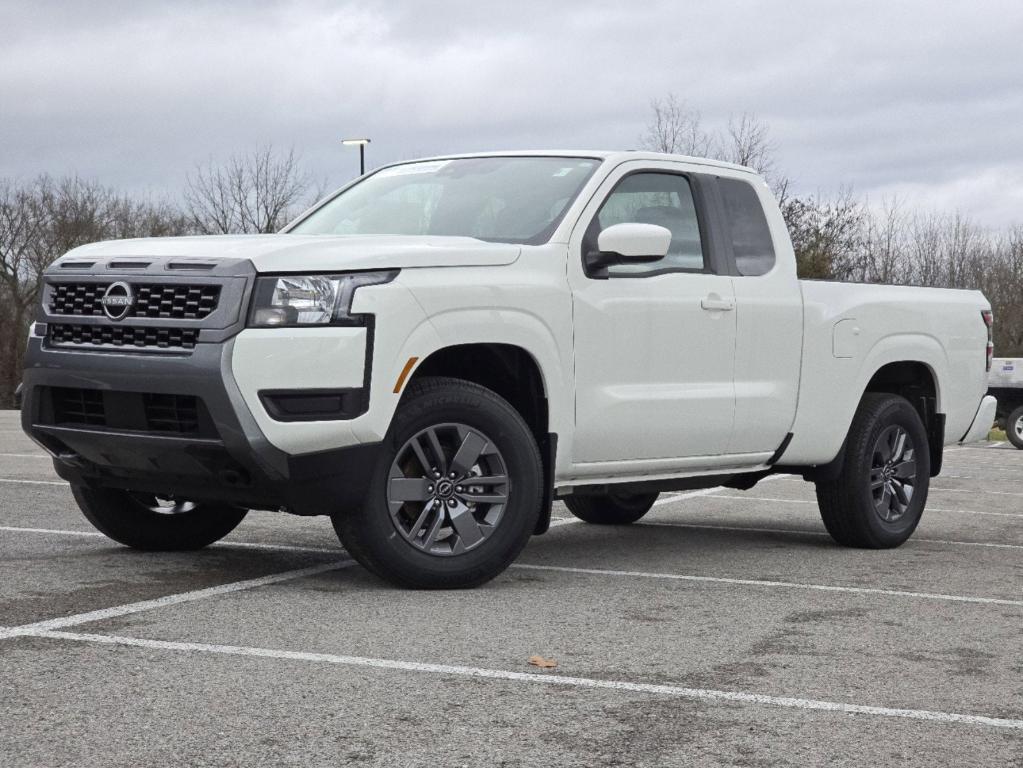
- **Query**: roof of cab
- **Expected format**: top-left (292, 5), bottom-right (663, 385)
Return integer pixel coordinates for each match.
top-left (391, 150), bottom-right (757, 175)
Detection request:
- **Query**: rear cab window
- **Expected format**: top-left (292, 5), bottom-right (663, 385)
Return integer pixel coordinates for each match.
top-left (718, 177), bottom-right (776, 276)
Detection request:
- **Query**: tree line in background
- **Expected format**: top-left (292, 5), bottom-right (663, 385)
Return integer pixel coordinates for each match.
top-left (0, 147), bottom-right (315, 406)
top-left (641, 94), bottom-right (1023, 359)
top-left (1, 109), bottom-right (1022, 407)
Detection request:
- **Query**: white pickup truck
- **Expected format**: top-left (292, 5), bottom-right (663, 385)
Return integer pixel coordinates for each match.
top-left (20, 151), bottom-right (997, 588)
top-left (989, 358), bottom-right (1023, 448)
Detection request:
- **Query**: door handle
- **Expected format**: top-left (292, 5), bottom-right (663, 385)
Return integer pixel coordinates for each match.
top-left (701, 295), bottom-right (735, 312)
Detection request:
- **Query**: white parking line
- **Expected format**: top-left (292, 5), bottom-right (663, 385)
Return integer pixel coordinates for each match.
top-left (659, 493), bottom-right (1023, 519)
top-left (947, 458), bottom-right (1021, 465)
top-left (932, 486), bottom-right (1023, 498)
top-left (634, 521), bottom-right (1023, 550)
top-left (512, 564), bottom-right (1023, 606)
top-left (953, 444), bottom-right (1016, 452)
top-left (639, 521), bottom-right (831, 537)
top-left (706, 494), bottom-right (817, 505)
top-left (0, 560), bottom-right (353, 640)
top-left (653, 474), bottom-right (788, 507)
top-left (221, 541), bottom-right (343, 554)
top-left (0, 525), bottom-right (346, 553)
top-left (884, 535), bottom-right (1023, 550)
top-left (17, 629), bottom-right (1023, 730)
top-left (0, 478), bottom-right (66, 487)
top-left (928, 507), bottom-right (1023, 518)
top-left (653, 488), bottom-right (724, 506)
top-left (0, 525), bottom-right (102, 537)
top-left (939, 473), bottom-right (1023, 481)
top-left (4, 519), bottom-right (1020, 562)
top-left (941, 462), bottom-right (1023, 474)
top-left (0, 453), bottom-right (49, 459)
top-left (945, 449), bottom-right (1022, 457)
top-left (547, 516), bottom-right (578, 528)
top-left (0, 527), bottom-right (104, 535)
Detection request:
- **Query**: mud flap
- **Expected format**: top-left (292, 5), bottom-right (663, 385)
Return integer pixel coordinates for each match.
top-left (533, 433), bottom-right (557, 535)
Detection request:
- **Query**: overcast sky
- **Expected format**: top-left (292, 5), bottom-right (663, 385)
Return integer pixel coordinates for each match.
top-left (3, 0), bottom-right (1023, 228)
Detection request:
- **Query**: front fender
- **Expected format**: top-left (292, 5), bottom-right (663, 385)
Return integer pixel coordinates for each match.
top-left (351, 271), bottom-right (573, 455)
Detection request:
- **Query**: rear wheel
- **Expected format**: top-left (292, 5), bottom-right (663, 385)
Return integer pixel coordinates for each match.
top-left (815, 393), bottom-right (930, 548)
top-left (72, 485), bottom-right (248, 550)
top-left (331, 377), bottom-right (543, 589)
top-left (1006, 405), bottom-right (1023, 449)
top-left (564, 490), bottom-right (659, 525)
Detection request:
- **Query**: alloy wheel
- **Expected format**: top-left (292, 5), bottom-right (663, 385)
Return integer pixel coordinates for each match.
top-left (386, 423), bottom-right (510, 556)
top-left (869, 424), bottom-right (917, 523)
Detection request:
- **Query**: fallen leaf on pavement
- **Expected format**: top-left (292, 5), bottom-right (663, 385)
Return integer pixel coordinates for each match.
top-left (528, 655), bottom-right (558, 669)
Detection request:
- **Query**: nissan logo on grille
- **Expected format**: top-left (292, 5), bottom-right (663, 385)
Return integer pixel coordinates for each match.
top-left (100, 282), bottom-right (135, 321)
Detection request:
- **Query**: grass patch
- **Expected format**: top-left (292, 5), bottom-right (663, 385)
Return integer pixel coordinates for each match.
top-left (988, 428), bottom-right (1007, 441)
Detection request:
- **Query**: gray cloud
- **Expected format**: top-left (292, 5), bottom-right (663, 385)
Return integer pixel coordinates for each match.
top-left (3, 0), bottom-right (1023, 227)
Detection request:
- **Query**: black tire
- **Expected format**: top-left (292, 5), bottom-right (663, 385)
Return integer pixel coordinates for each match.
top-left (564, 490), bottom-right (659, 525)
top-left (815, 393), bottom-right (930, 548)
top-left (1006, 405), bottom-right (1023, 450)
top-left (331, 376), bottom-right (543, 589)
top-left (71, 485), bottom-right (248, 550)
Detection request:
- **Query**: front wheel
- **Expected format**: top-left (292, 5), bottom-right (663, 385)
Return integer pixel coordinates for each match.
top-left (1006, 405), bottom-right (1023, 450)
top-left (564, 490), bottom-right (659, 525)
top-left (72, 485), bottom-right (248, 550)
top-left (331, 377), bottom-right (543, 589)
top-left (815, 393), bottom-right (930, 548)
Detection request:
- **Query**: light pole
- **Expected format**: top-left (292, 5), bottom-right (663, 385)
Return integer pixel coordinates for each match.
top-left (341, 138), bottom-right (371, 176)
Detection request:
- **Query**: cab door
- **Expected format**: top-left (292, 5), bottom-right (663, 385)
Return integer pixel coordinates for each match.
top-left (711, 175), bottom-right (802, 455)
top-left (568, 163), bottom-right (737, 465)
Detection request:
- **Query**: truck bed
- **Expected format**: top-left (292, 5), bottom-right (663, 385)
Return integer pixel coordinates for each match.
top-left (781, 280), bottom-right (990, 465)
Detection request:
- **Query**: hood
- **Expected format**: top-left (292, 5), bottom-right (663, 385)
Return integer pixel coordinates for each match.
top-left (58, 234), bottom-right (521, 272)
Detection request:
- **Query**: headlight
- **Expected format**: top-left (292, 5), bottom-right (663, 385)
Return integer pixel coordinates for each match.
top-left (248, 271), bottom-right (397, 327)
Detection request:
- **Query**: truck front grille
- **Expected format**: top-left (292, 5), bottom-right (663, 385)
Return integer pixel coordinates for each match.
top-left (48, 283), bottom-right (221, 319)
top-left (47, 324), bottom-right (199, 350)
top-left (45, 387), bottom-right (212, 436)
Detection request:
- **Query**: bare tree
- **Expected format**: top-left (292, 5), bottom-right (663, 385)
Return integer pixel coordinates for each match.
top-left (0, 181), bottom-right (46, 407)
top-left (640, 94), bottom-right (714, 156)
top-left (184, 146), bottom-right (312, 234)
top-left (857, 197), bottom-right (909, 284)
top-left (944, 213), bottom-right (986, 290)
top-left (718, 111), bottom-right (790, 197)
top-left (0, 176), bottom-right (189, 407)
top-left (719, 112), bottom-right (776, 177)
top-left (991, 228), bottom-right (1023, 355)
top-left (642, 97), bottom-right (788, 197)
top-left (780, 189), bottom-right (864, 280)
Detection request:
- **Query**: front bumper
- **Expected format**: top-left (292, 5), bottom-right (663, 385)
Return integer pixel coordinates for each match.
top-left (20, 337), bottom-right (380, 515)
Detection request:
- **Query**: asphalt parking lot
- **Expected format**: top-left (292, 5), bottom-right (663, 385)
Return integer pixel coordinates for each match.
top-left (1, 409), bottom-right (1020, 767)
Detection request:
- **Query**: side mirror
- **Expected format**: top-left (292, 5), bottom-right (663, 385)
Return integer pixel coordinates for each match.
top-left (585, 223), bottom-right (671, 277)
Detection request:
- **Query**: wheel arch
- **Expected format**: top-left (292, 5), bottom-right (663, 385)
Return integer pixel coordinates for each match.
top-left (407, 342), bottom-right (550, 440)
top-left (784, 358), bottom-right (946, 480)
top-left (862, 360), bottom-right (944, 476)
top-left (785, 355), bottom-right (945, 478)
top-left (404, 342), bottom-right (557, 534)
top-left (864, 360), bottom-right (939, 410)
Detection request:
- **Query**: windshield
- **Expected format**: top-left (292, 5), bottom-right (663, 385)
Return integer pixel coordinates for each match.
top-left (288, 156), bottom-right (601, 244)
